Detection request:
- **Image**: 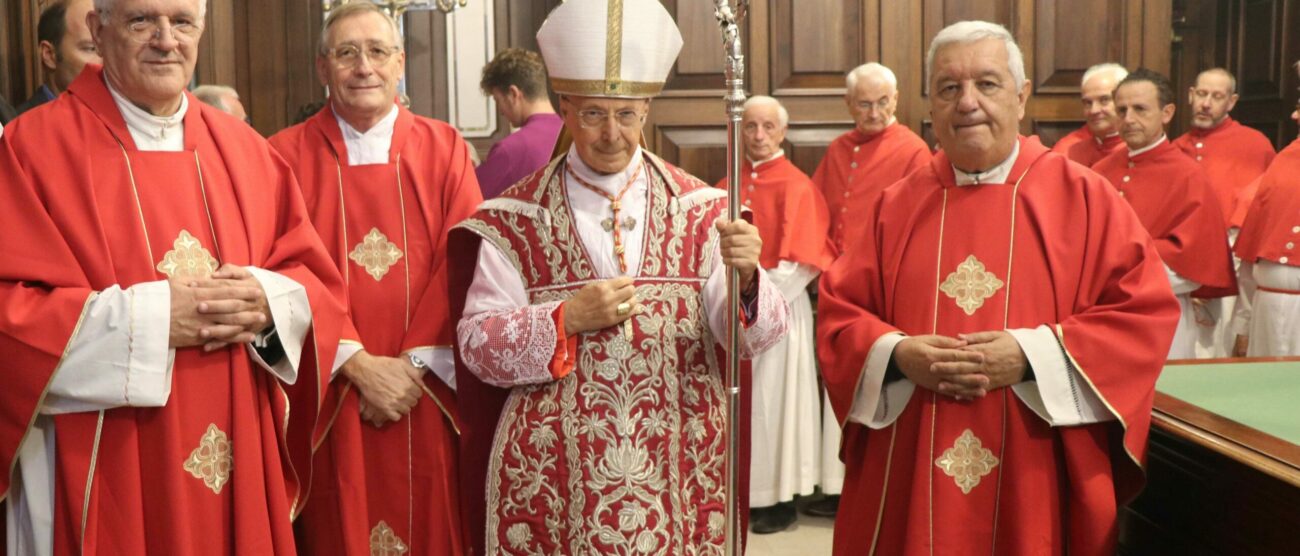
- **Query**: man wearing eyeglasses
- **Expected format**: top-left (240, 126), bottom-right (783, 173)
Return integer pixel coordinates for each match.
top-left (268, 3), bottom-right (482, 554)
top-left (15, 0), bottom-right (101, 118)
top-left (0, 0), bottom-right (348, 554)
top-left (449, 1), bottom-right (790, 553)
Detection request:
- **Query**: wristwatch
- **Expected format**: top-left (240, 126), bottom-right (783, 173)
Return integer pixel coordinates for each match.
top-left (407, 353), bottom-right (428, 370)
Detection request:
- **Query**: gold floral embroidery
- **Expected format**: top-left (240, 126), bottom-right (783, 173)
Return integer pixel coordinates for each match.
top-left (348, 228), bottom-right (403, 281)
top-left (934, 429), bottom-right (999, 495)
top-left (369, 521), bottom-right (409, 555)
top-left (183, 424), bottom-right (232, 494)
top-left (156, 229), bottom-right (218, 279)
top-left (939, 254), bottom-right (1005, 316)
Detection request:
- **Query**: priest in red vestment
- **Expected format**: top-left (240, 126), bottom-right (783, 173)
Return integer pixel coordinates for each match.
top-left (1053, 63), bottom-right (1128, 166)
top-left (818, 22), bottom-right (1181, 555)
top-left (0, 0), bottom-right (347, 553)
top-left (1173, 68), bottom-right (1277, 225)
top-left (267, 4), bottom-right (481, 555)
top-left (449, 1), bottom-right (790, 553)
top-left (813, 63), bottom-right (932, 254)
top-left (1094, 68), bottom-right (1237, 359)
top-left (715, 95), bottom-right (836, 534)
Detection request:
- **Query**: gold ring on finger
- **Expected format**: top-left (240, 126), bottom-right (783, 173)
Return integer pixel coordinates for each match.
top-left (616, 302), bottom-right (632, 316)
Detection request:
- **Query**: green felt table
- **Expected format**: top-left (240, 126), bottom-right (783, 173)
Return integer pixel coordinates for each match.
top-left (1157, 360), bottom-right (1300, 445)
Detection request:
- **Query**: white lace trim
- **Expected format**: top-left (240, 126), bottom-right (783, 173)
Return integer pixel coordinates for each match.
top-left (739, 275), bottom-right (790, 358)
top-left (457, 300), bottom-right (565, 387)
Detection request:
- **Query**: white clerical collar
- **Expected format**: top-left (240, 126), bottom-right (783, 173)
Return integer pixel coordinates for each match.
top-left (335, 104), bottom-right (399, 166)
top-left (565, 143), bottom-right (646, 196)
top-left (106, 75), bottom-right (187, 152)
top-left (1128, 134), bottom-right (1167, 157)
top-left (952, 141), bottom-right (1020, 186)
top-left (748, 149), bottom-right (785, 169)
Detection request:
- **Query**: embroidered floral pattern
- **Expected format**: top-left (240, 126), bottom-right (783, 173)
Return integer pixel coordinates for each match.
top-left (183, 424), bottom-right (232, 494)
top-left (934, 428), bottom-right (999, 495)
top-left (939, 254), bottom-right (1005, 316)
top-left (369, 521), bottom-right (409, 555)
top-left (457, 300), bottom-right (564, 387)
top-left (156, 229), bottom-right (218, 279)
top-left (348, 228), bottom-right (403, 281)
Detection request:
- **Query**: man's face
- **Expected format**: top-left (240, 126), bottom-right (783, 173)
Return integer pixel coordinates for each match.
top-left (741, 103), bottom-right (786, 162)
top-left (1189, 72), bottom-right (1237, 130)
top-left (89, 0), bottom-right (202, 112)
top-left (1115, 81), bottom-right (1174, 150)
top-left (845, 75), bottom-right (898, 135)
top-left (491, 87), bottom-right (523, 128)
top-left (560, 95), bottom-right (648, 175)
top-left (1080, 73), bottom-right (1121, 138)
top-left (317, 12), bottom-right (405, 120)
top-left (929, 38), bottom-right (1029, 171)
top-left (44, 0), bottom-right (100, 92)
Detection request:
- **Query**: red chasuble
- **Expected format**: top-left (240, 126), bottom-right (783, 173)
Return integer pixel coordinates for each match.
top-left (818, 137), bottom-right (1180, 555)
top-left (1066, 132), bottom-right (1125, 167)
top-left (1235, 137), bottom-right (1300, 268)
top-left (269, 104), bottom-right (482, 555)
top-left (1048, 125), bottom-right (1092, 157)
top-left (715, 156), bottom-right (836, 271)
top-left (0, 67), bottom-right (346, 555)
top-left (1093, 141), bottom-right (1237, 297)
top-left (1172, 117), bottom-right (1276, 225)
top-left (812, 124), bottom-right (931, 253)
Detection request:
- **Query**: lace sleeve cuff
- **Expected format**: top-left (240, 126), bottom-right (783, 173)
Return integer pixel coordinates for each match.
top-left (457, 300), bottom-right (572, 388)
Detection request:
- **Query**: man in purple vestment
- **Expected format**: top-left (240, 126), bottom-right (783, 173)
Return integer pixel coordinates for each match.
top-left (475, 48), bottom-right (563, 199)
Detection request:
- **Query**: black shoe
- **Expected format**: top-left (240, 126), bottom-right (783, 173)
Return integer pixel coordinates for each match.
top-left (803, 494), bottom-right (839, 518)
top-left (750, 502), bottom-right (797, 534)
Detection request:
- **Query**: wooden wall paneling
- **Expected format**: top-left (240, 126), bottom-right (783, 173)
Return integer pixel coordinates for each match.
top-left (1170, 0), bottom-right (1228, 139)
top-left (405, 10), bottom-right (451, 123)
top-left (784, 124), bottom-right (854, 178)
top-left (769, 0), bottom-right (863, 94)
top-left (654, 125), bottom-right (728, 185)
top-left (196, 0), bottom-right (237, 91)
top-left (880, 0), bottom-right (925, 132)
top-left (1, 0), bottom-right (45, 104)
top-left (1224, 0), bottom-right (1300, 148)
top-left (1033, 0), bottom-right (1126, 93)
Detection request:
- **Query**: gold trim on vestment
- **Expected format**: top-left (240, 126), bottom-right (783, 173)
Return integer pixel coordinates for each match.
top-left (183, 423), bottom-right (234, 494)
top-left (549, 78), bottom-right (665, 98)
top-left (605, 0), bottom-right (624, 83)
top-left (938, 255), bottom-right (1004, 316)
top-left (370, 520), bottom-right (410, 555)
top-left (348, 228), bottom-right (404, 281)
top-left (117, 144), bottom-right (157, 269)
top-left (1053, 324), bottom-right (1143, 475)
top-left (80, 410), bottom-right (105, 552)
top-left (394, 154), bottom-right (412, 330)
top-left (933, 428), bottom-right (999, 494)
top-left (868, 424), bottom-right (898, 556)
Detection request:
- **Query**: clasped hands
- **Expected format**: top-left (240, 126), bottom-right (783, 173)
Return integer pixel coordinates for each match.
top-left (893, 331), bottom-right (1029, 401)
top-left (168, 264), bottom-right (272, 352)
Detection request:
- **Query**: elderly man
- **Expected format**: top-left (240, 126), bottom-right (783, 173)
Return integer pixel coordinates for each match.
top-left (814, 63), bottom-right (931, 254)
top-left (1093, 69), bottom-right (1237, 359)
top-left (1173, 68), bottom-right (1276, 225)
top-left (1051, 63), bottom-right (1128, 166)
top-left (715, 95), bottom-right (834, 533)
top-left (0, 0), bottom-right (348, 553)
top-left (450, 1), bottom-right (789, 553)
top-left (818, 21), bottom-right (1181, 554)
top-left (18, 0), bottom-right (101, 116)
top-left (1232, 62), bottom-right (1300, 357)
top-left (476, 47), bottom-right (563, 199)
top-left (267, 3), bottom-right (482, 554)
top-left (193, 85), bottom-right (247, 122)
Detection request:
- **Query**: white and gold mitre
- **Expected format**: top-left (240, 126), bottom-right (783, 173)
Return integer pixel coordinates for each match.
top-left (536, 0), bottom-right (684, 98)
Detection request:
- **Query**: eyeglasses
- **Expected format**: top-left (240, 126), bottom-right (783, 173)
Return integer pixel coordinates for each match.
top-left (326, 44), bottom-right (401, 68)
top-left (120, 14), bottom-right (203, 44)
top-left (575, 108), bottom-right (645, 129)
top-left (855, 98), bottom-right (892, 112)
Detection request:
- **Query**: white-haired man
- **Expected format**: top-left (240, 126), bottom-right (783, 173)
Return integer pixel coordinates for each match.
top-left (268, 3), bottom-right (483, 554)
top-left (814, 62), bottom-right (931, 255)
top-left (449, 1), bottom-right (789, 553)
top-left (0, 0), bottom-right (349, 553)
top-left (818, 21), bottom-right (1180, 554)
top-left (714, 95), bottom-right (835, 533)
top-left (1051, 62), bottom-right (1128, 166)
top-left (192, 84), bottom-right (247, 122)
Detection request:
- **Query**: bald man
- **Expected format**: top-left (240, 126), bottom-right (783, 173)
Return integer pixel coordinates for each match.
top-left (192, 85), bottom-right (248, 122)
top-left (1052, 63), bottom-right (1128, 166)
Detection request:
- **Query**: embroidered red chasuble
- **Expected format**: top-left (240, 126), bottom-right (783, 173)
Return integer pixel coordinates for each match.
top-left (1066, 132), bottom-right (1125, 167)
top-left (1172, 117), bottom-right (1276, 225)
top-left (1093, 141), bottom-right (1237, 297)
top-left (715, 156), bottom-right (835, 271)
top-left (269, 104), bottom-right (481, 555)
top-left (818, 137), bottom-right (1180, 555)
top-left (449, 153), bottom-right (756, 555)
top-left (0, 66), bottom-right (346, 555)
top-left (812, 124), bottom-right (932, 253)
top-left (1235, 137), bottom-right (1300, 268)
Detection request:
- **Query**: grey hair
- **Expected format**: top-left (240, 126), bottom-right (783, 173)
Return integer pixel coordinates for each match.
top-left (743, 95), bottom-right (789, 127)
top-left (319, 2), bottom-right (403, 55)
top-left (94, 0), bottom-right (207, 23)
top-left (1081, 62), bottom-right (1128, 88)
top-left (846, 63), bottom-right (898, 91)
top-left (926, 20), bottom-right (1026, 87)
top-left (193, 84), bottom-right (238, 112)
top-left (1195, 67), bottom-right (1238, 95)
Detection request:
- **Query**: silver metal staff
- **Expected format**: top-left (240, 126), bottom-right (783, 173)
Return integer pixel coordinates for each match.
top-left (713, 1), bottom-right (747, 554)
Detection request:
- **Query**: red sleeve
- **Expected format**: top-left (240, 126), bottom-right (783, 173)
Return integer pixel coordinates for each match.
top-left (548, 305), bottom-right (578, 379)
